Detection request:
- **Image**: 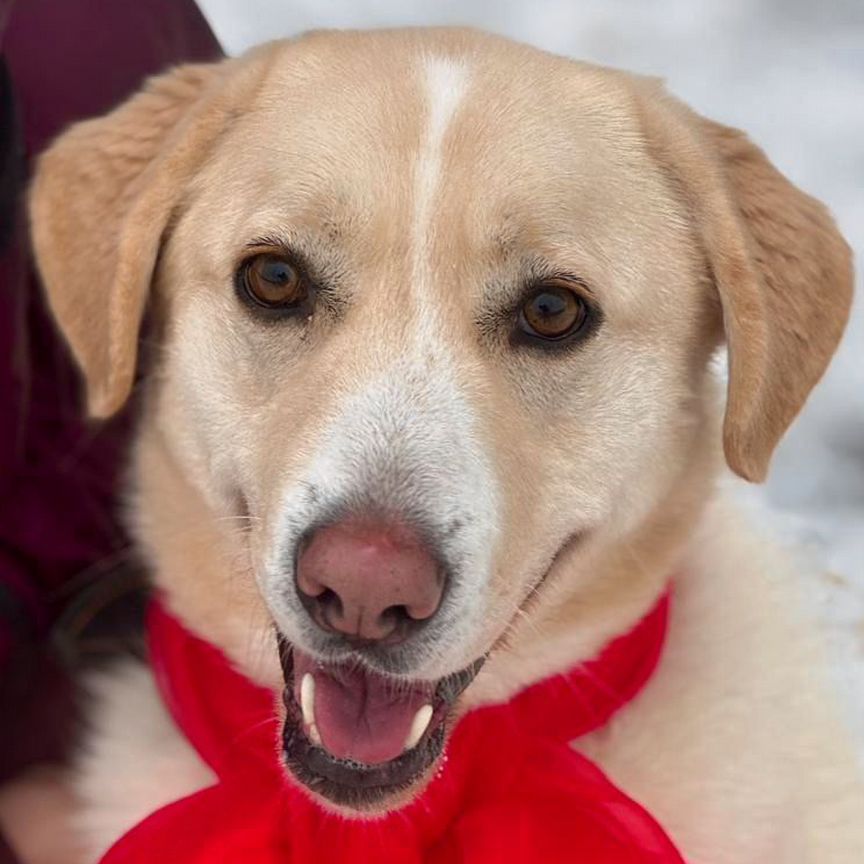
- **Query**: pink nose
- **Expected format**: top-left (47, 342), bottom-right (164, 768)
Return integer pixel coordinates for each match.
top-left (295, 519), bottom-right (446, 643)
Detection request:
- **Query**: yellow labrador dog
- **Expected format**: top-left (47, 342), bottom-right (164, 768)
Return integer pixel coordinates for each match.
top-left (23, 26), bottom-right (863, 863)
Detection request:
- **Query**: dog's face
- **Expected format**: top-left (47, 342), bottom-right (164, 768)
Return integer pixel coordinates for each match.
top-left (31, 30), bottom-right (851, 811)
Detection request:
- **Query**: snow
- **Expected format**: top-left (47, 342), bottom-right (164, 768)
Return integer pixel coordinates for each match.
top-left (197, 0), bottom-right (864, 741)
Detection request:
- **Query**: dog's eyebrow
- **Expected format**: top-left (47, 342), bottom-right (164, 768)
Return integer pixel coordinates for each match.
top-left (481, 256), bottom-right (597, 309)
top-left (244, 233), bottom-right (295, 251)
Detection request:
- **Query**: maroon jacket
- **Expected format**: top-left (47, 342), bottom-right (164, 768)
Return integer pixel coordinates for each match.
top-left (0, 0), bottom-right (221, 788)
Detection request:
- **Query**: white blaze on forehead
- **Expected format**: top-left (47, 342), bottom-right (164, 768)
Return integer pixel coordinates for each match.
top-left (412, 56), bottom-right (469, 313)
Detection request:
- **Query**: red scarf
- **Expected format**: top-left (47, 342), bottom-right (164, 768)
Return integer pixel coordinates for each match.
top-left (100, 595), bottom-right (685, 863)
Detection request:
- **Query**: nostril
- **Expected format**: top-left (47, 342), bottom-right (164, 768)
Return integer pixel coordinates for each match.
top-left (385, 600), bottom-right (431, 626)
top-left (380, 604), bottom-right (412, 632)
top-left (317, 588), bottom-right (343, 619)
top-left (296, 585), bottom-right (344, 633)
top-left (384, 604), bottom-right (409, 622)
top-left (377, 604), bottom-right (425, 643)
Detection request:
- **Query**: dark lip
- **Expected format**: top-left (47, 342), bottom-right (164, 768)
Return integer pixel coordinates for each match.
top-left (277, 634), bottom-right (484, 809)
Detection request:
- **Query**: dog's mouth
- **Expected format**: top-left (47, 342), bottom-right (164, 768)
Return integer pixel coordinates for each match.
top-left (278, 636), bottom-right (483, 809)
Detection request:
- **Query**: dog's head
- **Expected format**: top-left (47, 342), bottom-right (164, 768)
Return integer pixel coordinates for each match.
top-left (30, 29), bottom-right (851, 811)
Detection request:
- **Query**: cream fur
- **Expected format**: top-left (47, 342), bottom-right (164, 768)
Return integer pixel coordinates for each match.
top-left (15, 26), bottom-right (861, 864)
top-left (580, 497), bottom-right (864, 862)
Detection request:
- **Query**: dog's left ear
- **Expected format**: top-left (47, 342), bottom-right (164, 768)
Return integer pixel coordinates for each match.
top-left (635, 82), bottom-right (853, 482)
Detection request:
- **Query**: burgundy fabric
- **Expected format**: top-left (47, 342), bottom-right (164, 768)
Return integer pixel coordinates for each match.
top-left (0, 0), bottom-right (221, 781)
top-left (0, 828), bottom-right (19, 864)
top-left (2, 0), bottom-right (222, 156)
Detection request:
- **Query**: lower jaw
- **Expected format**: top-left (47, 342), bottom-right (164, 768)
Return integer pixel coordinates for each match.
top-left (278, 641), bottom-right (483, 810)
top-left (281, 708), bottom-right (447, 811)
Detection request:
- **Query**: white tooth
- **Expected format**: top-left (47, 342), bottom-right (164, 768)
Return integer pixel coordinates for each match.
top-left (309, 723), bottom-right (322, 746)
top-left (300, 673), bottom-right (316, 728)
top-left (404, 704), bottom-right (434, 752)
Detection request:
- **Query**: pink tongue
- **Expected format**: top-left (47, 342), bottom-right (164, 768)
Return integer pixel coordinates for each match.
top-left (293, 650), bottom-right (434, 765)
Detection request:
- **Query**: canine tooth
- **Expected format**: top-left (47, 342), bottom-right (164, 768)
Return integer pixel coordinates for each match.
top-left (404, 704), bottom-right (433, 752)
top-left (309, 723), bottom-right (322, 746)
top-left (300, 673), bottom-right (316, 727)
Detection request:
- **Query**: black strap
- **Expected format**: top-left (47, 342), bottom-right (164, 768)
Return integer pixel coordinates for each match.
top-left (0, 56), bottom-right (22, 252)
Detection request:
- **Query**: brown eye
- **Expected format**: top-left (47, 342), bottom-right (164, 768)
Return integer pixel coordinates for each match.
top-left (519, 282), bottom-right (588, 341)
top-left (240, 253), bottom-right (307, 309)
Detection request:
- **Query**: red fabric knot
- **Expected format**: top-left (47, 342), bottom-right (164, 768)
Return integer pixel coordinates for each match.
top-left (100, 594), bottom-right (686, 863)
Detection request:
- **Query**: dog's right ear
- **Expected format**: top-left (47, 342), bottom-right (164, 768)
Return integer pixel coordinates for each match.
top-left (633, 79), bottom-right (852, 482)
top-left (30, 61), bottom-right (231, 417)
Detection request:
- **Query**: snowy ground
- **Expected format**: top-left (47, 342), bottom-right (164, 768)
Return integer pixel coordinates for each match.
top-left (198, 0), bottom-right (864, 742)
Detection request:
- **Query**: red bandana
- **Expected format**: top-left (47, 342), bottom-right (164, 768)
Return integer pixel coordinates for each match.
top-left (100, 595), bottom-right (685, 863)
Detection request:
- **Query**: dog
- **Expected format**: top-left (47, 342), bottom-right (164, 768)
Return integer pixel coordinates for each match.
top-left (23, 26), bottom-right (864, 863)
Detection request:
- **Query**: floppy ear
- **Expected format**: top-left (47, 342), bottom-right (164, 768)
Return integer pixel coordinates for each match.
top-left (29, 61), bottom-right (229, 417)
top-left (636, 84), bottom-right (853, 482)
